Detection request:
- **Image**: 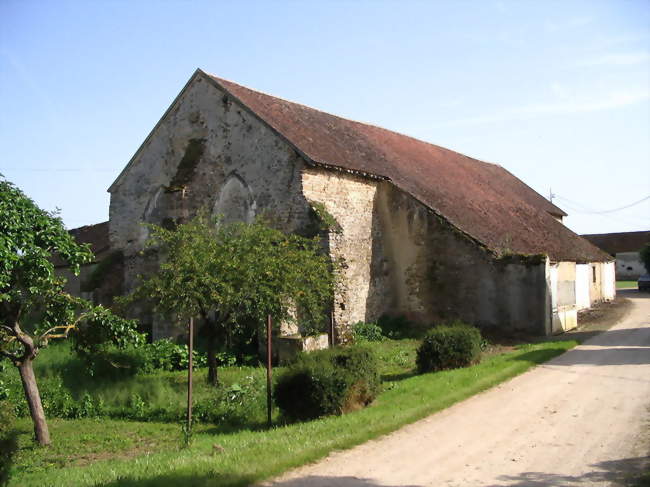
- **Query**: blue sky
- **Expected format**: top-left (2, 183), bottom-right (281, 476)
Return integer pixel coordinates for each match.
top-left (1, 0), bottom-right (648, 235)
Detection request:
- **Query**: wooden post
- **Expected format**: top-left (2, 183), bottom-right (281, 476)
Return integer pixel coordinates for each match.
top-left (187, 317), bottom-right (193, 433)
top-left (266, 314), bottom-right (273, 427)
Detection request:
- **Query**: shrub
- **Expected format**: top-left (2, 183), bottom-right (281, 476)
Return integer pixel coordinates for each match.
top-left (377, 314), bottom-right (424, 339)
top-left (194, 373), bottom-right (267, 427)
top-left (139, 339), bottom-right (207, 373)
top-left (416, 322), bottom-right (482, 373)
top-left (640, 243), bottom-right (650, 274)
top-left (352, 321), bottom-right (385, 342)
top-left (0, 399), bottom-right (17, 486)
top-left (78, 339), bottom-right (208, 377)
top-left (275, 345), bottom-right (380, 421)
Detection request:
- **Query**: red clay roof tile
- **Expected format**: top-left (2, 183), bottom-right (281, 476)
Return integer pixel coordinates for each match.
top-left (206, 73), bottom-right (610, 263)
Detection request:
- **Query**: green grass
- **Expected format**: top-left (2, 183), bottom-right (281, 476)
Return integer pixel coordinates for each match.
top-left (8, 339), bottom-right (577, 487)
top-left (3, 342), bottom-right (269, 422)
top-left (616, 280), bottom-right (638, 289)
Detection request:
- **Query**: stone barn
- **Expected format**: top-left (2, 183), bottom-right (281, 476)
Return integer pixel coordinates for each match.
top-left (104, 69), bottom-right (614, 341)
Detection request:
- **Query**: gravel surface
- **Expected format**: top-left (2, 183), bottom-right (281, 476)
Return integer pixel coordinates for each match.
top-left (263, 292), bottom-right (650, 487)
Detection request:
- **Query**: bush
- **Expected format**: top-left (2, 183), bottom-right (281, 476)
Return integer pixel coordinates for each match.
top-left (377, 314), bottom-right (425, 339)
top-left (275, 345), bottom-right (380, 421)
top-left (194, 373), bottom-right (267, 427)
top-left (139, 339), bottom-right (208, 373)
top-left (78, 339), bottom-right (209, 377)
top-left (352, 321), bottom-right (385, 342)
top-left (416, 323), bottom-right (482, 373)
top-left (640, 244), bottom-right (650, 274)
top-left (0, 399), bottom-right (17, 486)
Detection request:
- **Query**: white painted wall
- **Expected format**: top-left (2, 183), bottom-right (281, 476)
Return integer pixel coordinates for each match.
top-left (615, 252), bottom-right (646, 280)
top-left (602, 261), bottom-right (616, 300)
top-left (575, 264), bottom-right (591, 310)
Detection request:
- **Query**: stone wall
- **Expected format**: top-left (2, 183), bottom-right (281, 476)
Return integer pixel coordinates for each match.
top-left (301, 168), bottom-right (379, 342)
top-left (109, 75), bottom-right (314, 338)
top-left (371, 183), bottom-right (550, 335)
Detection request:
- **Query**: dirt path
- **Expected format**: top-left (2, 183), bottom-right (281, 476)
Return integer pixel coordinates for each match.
top-left (264, 292), bottom-right (650, 487)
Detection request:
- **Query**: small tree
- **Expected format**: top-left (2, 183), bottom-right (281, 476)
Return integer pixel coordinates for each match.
top-left (0, 177), bottom-right (142, 445)
top-left (127, 213), bottom-right (338, 385)
top-left (640, 244), bottom-right (650, 274)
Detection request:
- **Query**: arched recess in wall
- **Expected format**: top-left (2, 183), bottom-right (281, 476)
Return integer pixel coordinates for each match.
top-left (213, 173), bottom-right (256, 224)
top-left (139, 186), bottom-right (165, 244)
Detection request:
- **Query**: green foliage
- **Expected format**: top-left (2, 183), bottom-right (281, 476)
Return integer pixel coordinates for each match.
top-left (640, 244), bottom-right (650, 274)
top-left (71, 305), bottom-right (145, 372)
top-left (275, 345), bottom-right (380, 421)
top-left (0, 176), bottom-right (142, 444)
top-left (139, 339), bottom-right (207, 372)
top-left (80, 251), bottom-right (122, 292)
top-left (128, 212), bottom-right (337, 333)
top-left (0, 176), bottom-right (142, 361)
top-left (1, 342), bottom-right (266, 426)
top-left (0, 177), bottom-right (91, 294)
top-left (416, 322), bottom-right (482, 373)
top-left (0, 398), bottom-right (17, 486)
top-left (194, 373), bottom-right (267, 427)
top-left (310, 201), bottom-right (341, 233)
top-left (377, 314), bottom-right (423, 339)
top-left (352, 321), bottom-right (385, 342)
top-left (0, 363), bottom-right (8, 402)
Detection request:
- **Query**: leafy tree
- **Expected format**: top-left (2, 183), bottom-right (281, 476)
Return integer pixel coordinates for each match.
top-left (0, 177), bottom-right (143, 445)
top-left (640, 244), bottom-right (650, 274)
top-left (126, 213), bottom-right (338, 385)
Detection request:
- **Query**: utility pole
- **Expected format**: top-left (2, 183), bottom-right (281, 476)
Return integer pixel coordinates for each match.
top-left (549, 187), bottom-right (555, 204)
top-left (266, 314), bottom-right (273, 427)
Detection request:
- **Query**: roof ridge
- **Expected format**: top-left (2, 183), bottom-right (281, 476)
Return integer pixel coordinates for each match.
top-left (202, 70), bottom-right (494, 168)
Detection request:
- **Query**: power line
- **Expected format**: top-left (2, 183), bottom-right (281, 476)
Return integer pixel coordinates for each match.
top-left (555, 198), bottom-right (650, 227)
top-left (554, 194), bottom-right (650, 215)
top-left (1, 168), bottom-right (115, 172)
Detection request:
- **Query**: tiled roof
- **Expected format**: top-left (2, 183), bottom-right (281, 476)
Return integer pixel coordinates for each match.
top-left (204, 72), bottom-right (610, 263)
top-left (582, 231), bottom-right (650, 256)
top-left (54, 221), bottom-right (110, 267)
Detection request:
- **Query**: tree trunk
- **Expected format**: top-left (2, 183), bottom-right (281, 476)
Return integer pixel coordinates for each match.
top-left (18, 359), bottom-right (50, 446)
top-left (206, 322), bottom-right (218, 386)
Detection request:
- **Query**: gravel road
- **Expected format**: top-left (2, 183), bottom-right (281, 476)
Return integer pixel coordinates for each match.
top-left (264, 292), bottom-right (650, 487)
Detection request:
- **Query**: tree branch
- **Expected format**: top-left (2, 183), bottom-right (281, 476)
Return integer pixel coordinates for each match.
top-left (37, 311), bottom-right (87, 346)
top-left (0, 348), bottom-right (21, 363)
top-left (1, 325), bottom-right (15, 336)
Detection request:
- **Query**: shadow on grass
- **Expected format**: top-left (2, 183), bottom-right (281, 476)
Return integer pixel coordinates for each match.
top-left (99, 473), bottom-right (420, 487)
top-left (380, 370), bottom-right (417, 382)
top-left (493, 455), bottom-right (650, 487)
top-left (0, 427), bottom-right (18, 487)
top-left (98, 472), bottom-right (256, 487)
top-left (264, 476), bottom-right (420, 486)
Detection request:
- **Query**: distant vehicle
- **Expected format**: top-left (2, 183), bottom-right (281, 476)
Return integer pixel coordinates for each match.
top-left (639, 275), bottom-right (650, 292)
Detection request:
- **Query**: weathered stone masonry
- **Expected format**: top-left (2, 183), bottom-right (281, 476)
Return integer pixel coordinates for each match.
top-left (106, 70), bottom-right (614, 340)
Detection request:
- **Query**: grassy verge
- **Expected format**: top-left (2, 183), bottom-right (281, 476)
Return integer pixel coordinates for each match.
top-left (9, 340), bottom-right (576, 487)
top-left (616, 280), bottom-right (637, 289)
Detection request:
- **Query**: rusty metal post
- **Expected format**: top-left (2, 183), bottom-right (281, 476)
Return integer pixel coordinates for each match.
top-left (266, 314), bottom-right (273, 427)
top-left (187, 316), bottom-right (193, 433)
top-left (330, 311), bottom-right (336, 347)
